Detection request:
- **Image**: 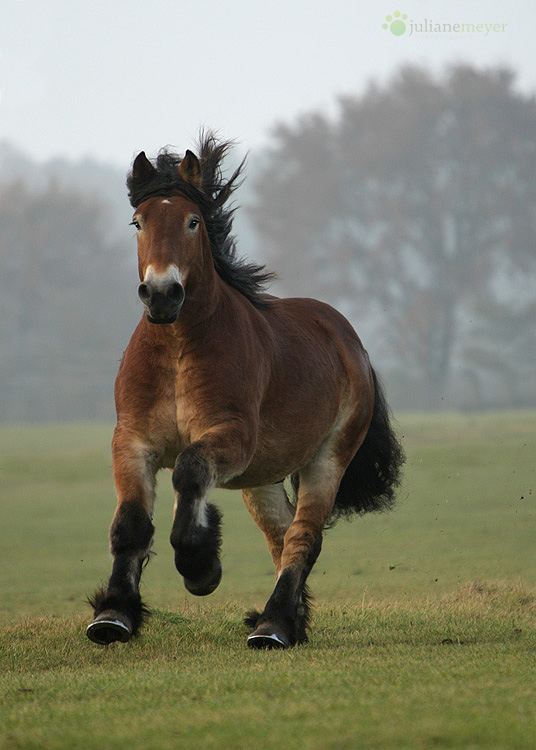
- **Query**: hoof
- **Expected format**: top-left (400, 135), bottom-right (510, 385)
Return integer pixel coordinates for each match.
top-left (247, 624), bottom-right (290, 650)
top-left (184, 558), bottom-right (222, 596)
top-left (86, 610), bottom-right (133, 645)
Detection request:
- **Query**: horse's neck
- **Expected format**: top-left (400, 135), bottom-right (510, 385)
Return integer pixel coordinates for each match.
top-left (167, 266), bottom-right (225, 338)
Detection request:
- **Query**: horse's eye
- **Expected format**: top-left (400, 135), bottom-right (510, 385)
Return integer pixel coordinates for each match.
top-left (130, 220), bottom-right (141, 231)
top-left (188, 216), bottom-right (200, 232)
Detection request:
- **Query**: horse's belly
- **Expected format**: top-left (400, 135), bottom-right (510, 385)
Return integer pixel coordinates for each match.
top-left (217, 434), bottom-right (326, 490)
top-left (218, 468), bottom-right (285, 491)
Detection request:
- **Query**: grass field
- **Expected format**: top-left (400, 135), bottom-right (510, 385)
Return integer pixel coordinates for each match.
top-left (1, 412), bottom-right (535, 749)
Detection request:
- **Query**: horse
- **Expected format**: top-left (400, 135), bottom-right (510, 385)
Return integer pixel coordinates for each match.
top-left (87, 132), bottom-right (404, 649)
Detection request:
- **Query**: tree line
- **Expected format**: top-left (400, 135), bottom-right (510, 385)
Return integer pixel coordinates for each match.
top-left (1, 64), bottom-right (535, 421)
top-left (0, 176), bottom-right (139, 421)
top-left (249, 65), bottom-right (536, 409)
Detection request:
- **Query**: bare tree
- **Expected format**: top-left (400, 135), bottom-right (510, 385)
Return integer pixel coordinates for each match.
top-left (249, 66), bottom-right (536, 407)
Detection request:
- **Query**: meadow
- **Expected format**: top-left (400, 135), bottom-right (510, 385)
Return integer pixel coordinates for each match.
top-left (1, 412), bottom-right (535, 749)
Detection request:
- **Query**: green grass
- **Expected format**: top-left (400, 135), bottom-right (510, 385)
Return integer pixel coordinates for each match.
top-left (1, 412), bottom-right (535, 749)
top-left (2, 592), bottom-right (536, 750)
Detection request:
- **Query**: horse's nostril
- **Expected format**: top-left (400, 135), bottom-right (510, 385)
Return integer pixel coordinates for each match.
top-left (167, 282), bottom-right (185, 305)
top-left (138, 283), bottom-right (151, 304)
top-left (138, 279), bottom-right (184, 317)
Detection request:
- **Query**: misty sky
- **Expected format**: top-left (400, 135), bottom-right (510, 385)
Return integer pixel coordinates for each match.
top-left (1, 0), bottom-right (534, 167)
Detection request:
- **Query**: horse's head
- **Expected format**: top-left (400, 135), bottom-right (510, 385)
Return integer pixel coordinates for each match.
top-left (131, 150), bottom-right (207, 325)
top-left (127, 133), bottom-right (273, 323)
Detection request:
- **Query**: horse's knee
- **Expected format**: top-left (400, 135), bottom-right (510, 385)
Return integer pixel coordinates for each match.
top-left (172, 444), bottom-right (213, 500)
top-left (110, 501), bottom-right (154, 557)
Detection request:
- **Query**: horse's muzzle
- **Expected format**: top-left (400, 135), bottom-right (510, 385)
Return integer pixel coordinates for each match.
top-left (138, 280), bottom-right (185, 324)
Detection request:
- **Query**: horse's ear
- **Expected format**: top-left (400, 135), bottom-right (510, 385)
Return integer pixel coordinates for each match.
top-left (132, 151), bottom-right (156, 182)
top-left (178, 150), bottom-right (203, 190)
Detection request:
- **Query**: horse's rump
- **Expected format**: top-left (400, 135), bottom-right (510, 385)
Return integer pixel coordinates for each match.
top-left (329, 367), bottom-right (404, 521)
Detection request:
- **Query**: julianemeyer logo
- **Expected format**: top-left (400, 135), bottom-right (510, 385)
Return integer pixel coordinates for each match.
top-left (382, 10), bottom-right (508, 37)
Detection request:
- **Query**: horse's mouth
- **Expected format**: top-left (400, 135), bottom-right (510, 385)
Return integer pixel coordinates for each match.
top-left (143, 298), bottom-right (184, 324)
top-left (145, 311), bottom-right (180, 325)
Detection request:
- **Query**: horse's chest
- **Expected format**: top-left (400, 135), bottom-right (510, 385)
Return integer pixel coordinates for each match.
top-left (135, 371), bottom-right (185, 468)
top-left (152, 376), bottom-right (194, 456)
top-left (174, 395), bottom-right (193, 444)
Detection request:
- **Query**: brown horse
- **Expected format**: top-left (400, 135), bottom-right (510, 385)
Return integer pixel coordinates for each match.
top-left (87, 132), bottom-right (404, 649)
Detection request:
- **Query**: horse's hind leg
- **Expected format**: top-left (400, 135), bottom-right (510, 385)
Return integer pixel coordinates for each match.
top-left (245, 461), bottom-right (341, 649)
top-left (241, 483), bottom-right (295, 575)
top-left (87, 431), bottom-right (156, 645)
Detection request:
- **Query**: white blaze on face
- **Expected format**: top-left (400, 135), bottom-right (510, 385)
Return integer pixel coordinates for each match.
top-left (143, 263), bottom-right (184, 289)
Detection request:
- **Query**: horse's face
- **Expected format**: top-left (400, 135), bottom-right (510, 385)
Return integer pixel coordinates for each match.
top-left (133, 196), bottom-right (205, 324)
top-left (131, 150), bottom-right (206, 325)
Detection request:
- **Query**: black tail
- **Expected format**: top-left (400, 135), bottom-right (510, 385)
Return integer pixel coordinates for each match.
top-left (330, 367), bottom-right (404, 524)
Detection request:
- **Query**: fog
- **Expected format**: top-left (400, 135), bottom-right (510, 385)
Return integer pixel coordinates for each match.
top-left (1, 1), bottom-right (534, 421)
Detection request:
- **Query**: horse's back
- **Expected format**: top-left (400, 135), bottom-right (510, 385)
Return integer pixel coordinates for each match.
top-left (262, 295), bottom-right (371, 392)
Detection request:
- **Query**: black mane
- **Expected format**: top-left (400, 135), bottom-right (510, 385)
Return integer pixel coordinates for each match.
top-left (127, 131), bottom-right (275, 307)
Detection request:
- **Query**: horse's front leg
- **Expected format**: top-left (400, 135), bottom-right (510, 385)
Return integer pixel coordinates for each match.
top-left (170, 429), bottom-right (253, 596)
top-left (87, 429), bottom-right (157, 645)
